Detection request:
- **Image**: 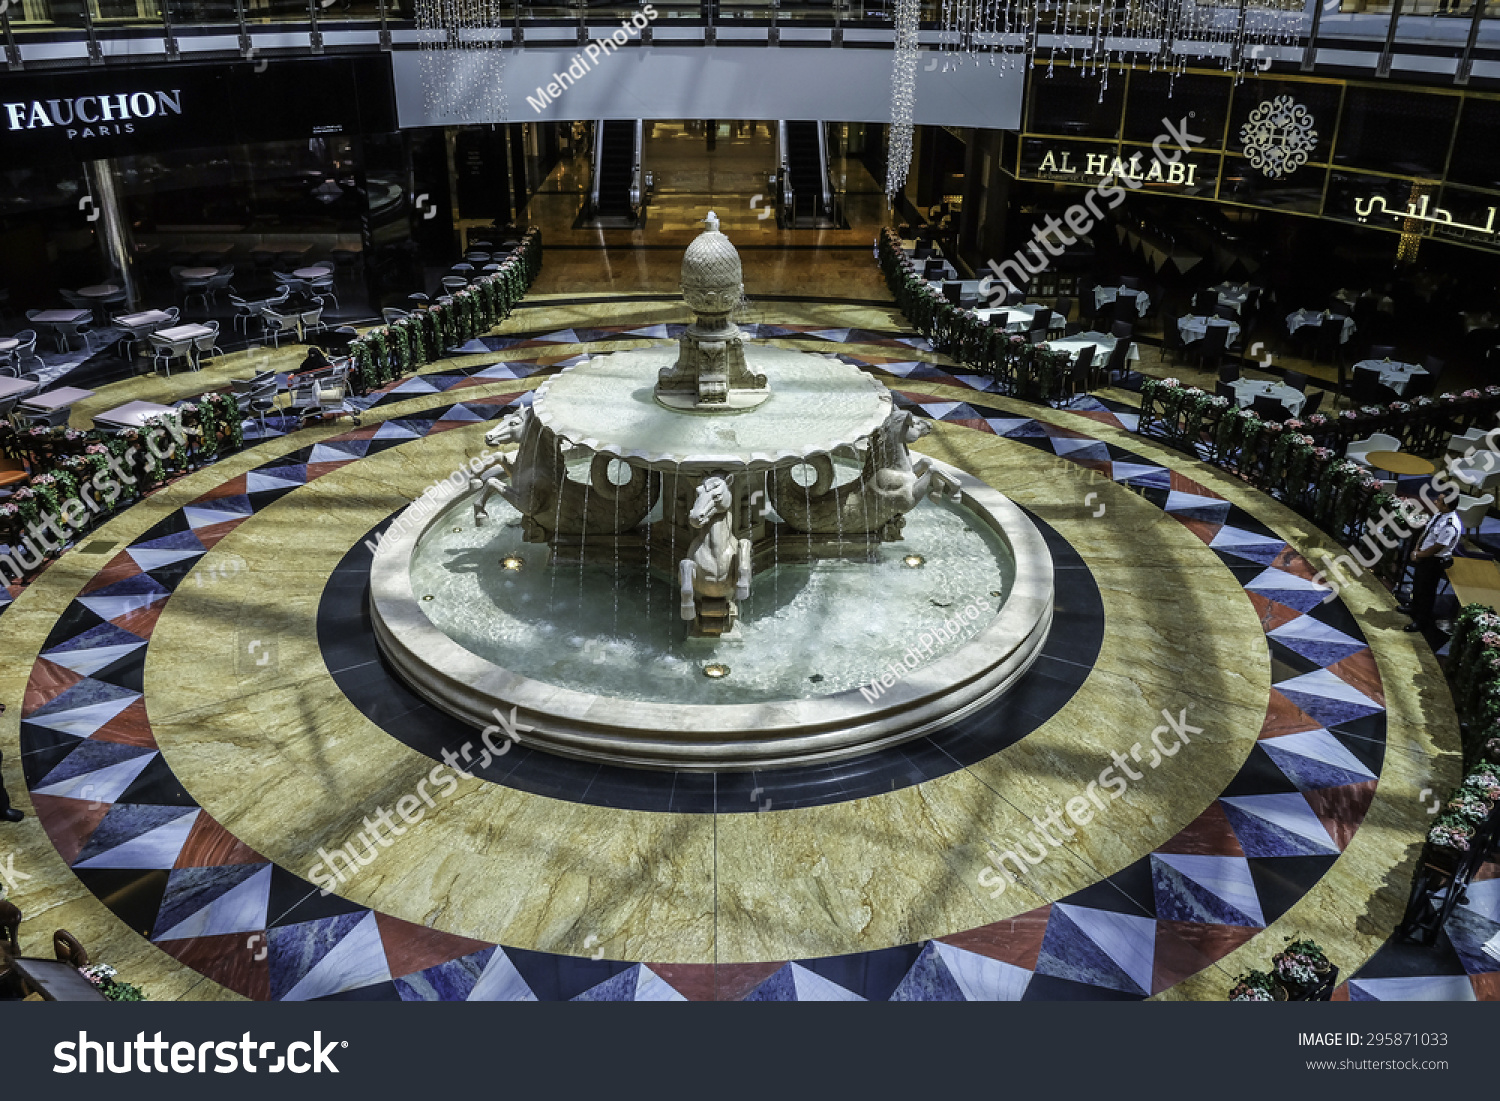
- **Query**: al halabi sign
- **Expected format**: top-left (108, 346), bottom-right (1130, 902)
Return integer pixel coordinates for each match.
top-left (4, 88), bottom-right (183, 140)
top-left (1032, 147), bottom-right (1203, 187)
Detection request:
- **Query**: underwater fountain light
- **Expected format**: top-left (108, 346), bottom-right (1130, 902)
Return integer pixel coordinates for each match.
top-left (501, 556), bottom-right (525, 572)
top-left (902, 554), bottom-right (925, 568)
top-left (703, 663), bottom-right (731, 679)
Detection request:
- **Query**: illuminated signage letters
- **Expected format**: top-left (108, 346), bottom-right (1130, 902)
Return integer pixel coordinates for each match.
top-left (1034, 148), bottom-right (1200, 187)
top-left (3, 89), bottom-right (183, 140)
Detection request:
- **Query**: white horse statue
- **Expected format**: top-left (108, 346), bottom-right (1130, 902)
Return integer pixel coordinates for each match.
top-left (680, 474), bottom-right (752, 632)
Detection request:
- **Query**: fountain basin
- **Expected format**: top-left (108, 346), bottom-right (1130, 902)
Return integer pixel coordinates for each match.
top-left (369, 455), bottom-right (1054, 770)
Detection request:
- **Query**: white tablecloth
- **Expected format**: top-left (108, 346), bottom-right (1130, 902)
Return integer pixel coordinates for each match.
top-left (975, 304), bottom-right (1066, 333)
top-left (1178, 315), bottom-right (1241, 345)
top-left (1043, 331), bottom-right (1140, 368)
top-left (1093, 286), bottom-right (1151, 317)
top-left (1287, 310), bottom-right (1356, 343)
top-left (1352, 359), bottom-right (1428, 396)
top-left (1208, 283), bottom-right (1255, 314)
top-left (1229, 378), bottom-right (1306, 418)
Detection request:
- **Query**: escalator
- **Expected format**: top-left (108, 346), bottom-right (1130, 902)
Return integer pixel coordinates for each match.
top-left (589, 120), bottom-right (643, 226)
top-left (780, 120), bottom-right (836, 228)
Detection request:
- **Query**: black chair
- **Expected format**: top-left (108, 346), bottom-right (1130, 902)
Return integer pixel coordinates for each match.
top-left (1160, 317), bottom-right (1187, 366)
top-left (1251, 393), bottom-right (1290, 421)
top-left (1315, 316), bottom-right (1349, 366)
top-left (1062, 345), bottom-right (1094, 404)
top-left (1053, 296), bottom-right (1074, 323)
top-left (1218, 364), bottom-right (1241, 385)
top-left (1302, 389), bottom-right (1325, 417)
top-left (1367, 344), bottom-right (1398, 362)
top-left (1192, 323), bottom-right (1231, 372)
top-left (1282, 369), bottom-right (1308, 393)
top-left (1214, 303), bottom-right (1240, 322)
top-left (1028, 308), bottom-right (1053, 335)
top-left (1101, 338), bottom-right (1134, 388)
top-left (1119, 275), bottom-right (1145, 291)
top-left (1349, 366), bottom-right (1385, 406)
top-left (1066, 320), bottom-right (1087, 336)
top-left (1423, 355), bottom-right (1446, 378)
top-left (924, 259), bottom-right (946, 280)
top-left (1111, 293), bottom-right (1141, 328)
top-left (942, 281), bottom-right (962, 306)
top-left (1216, 380), bottom-right (1237, 403)
top-left (1193, 290), bottom-right (1218, 314)
top-left (1111, 319), bottom-right (1134, 341)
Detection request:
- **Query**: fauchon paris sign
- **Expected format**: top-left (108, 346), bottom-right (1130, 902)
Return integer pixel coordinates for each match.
top-left (4, 88), bottom-right (184, 141)
top-left (0, 58), bottom-right (395, 164)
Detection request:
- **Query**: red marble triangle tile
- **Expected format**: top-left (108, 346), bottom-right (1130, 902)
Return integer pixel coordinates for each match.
top-left (1174, 518), bottom-right (1223, 545)
top-left (1071, 409), bottom-right (1127, 430)
top-left (1260, 688), bottom-right (1327, 738)
top-left (1247, 592), bottom-right (1306, 632)
top-left (1156, 801), bottom-right (1247, 857)
top-left (192, 518), bottom-right (246, 552)
top-left (1170, 470), bottom-right (1221, 497)
top-left (948, 417), bottom-right (993, 433)
top-left (24, 658), bottom-right (85, 714)
top-left (29, 793), bottom-right (112, 866)
top-left (110, 599), bottom-right (168, 639)
top-left (1324, 650), bottom-right (1385, 708)
top-left (710, 962), bottom-right (788, 1002)
top-left (158, 932), bottom-right (271, 1001)
top-left (91, 697), bottom-right (158, 750)
top-left (426, 420), bottom-right (474, 434)
top-left (638, 963), bottom-right (718, 1001)
top-left (1151, 919), bottom-right (1260, 994)
top-left (80, 550), bottom-right (144, 595)
top-left (374, 912), bottom-right (494, 980)
top-left (450, 375), bottom-right (504, 390)
top-left (938, 903), bottom-right (1052, 971)
top-left (1330, 981), bottom-right (1350, 1001)
top-left (175, 812), bottom-right (264, 869)
top-left (1470, 972), bottom-right (1500, 1001)
top-left (304, 460), bottom-right (355, 482)
top-left (1070, 458), bottom-right (1113, 477)
top-left (1270, 547), bottom-right (1321, 580)
top-left (1474, 860), bottom-right (1500, 882)
top-left (192, 474), bottom-right (247, 503)
top-left (1040, 423), bottom-right (1093, 440)
top-left (1302, 781), bottom-right (1378, 850)
top-left (326, 425), bottom-right (381, 443)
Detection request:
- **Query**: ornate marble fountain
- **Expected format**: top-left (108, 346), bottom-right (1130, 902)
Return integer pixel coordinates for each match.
top-left (369, 214), bottom-right (1055, 769)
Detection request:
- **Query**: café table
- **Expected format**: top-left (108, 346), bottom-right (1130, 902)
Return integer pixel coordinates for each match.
top-left (1094, 285), bottom-right (1151, 317)
top-left (1044, 330), bottom-right (1140, 368)
top-left (0, 376), bottom-right (38, 403)
top-left (178, 266), bottom-right (218, 280)
top-left (1287, 309), bottom-right (1356, 343)
top-left (29, 308), bottom-right (92, 351)
top-left (1208, 282), bottom-right (1256, 314)
top-left (1229, 377), bottom-right (1305, 417)
top-left (1448, 557), bottom-right (1500, 613)
top-left (976, 304), bottom-right (1067, 334)
top-left (76, 283), bottom-right (122, 322)
top-left (1364, 452), bottom-right (1437, 490)
top-left (294, 266), bottom-right (332, 281)
top-left (1352, 358), bottom-right (1427, 397)
top-left (92, 400), bottom-right (177, 431)
top-left (21, 385), bottom-right (95, 412)
top-left (10, 957), bottom-right (109, 1001)
top-left (154, 323), bottom-right (214, 342)
top-left (1177, 314), bottom-right (1242, 345)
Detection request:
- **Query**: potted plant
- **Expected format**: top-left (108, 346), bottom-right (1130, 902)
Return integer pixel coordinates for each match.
top-left (79, 963), bottom-right (147, 1002)
top-left (1228, 969), bottom-right (1287, 1002)
top-left (1273, 938), bottom-right (1333, 995)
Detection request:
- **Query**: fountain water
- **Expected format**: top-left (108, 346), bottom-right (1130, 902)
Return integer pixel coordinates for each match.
top-left (370, 213), bottom-right (1055, 769)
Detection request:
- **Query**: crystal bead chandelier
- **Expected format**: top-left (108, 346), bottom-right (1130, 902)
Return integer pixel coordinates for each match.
top-left (886, 0), bottom-right (922, 198)
top-left (416, 0), bottom-right (510, 120)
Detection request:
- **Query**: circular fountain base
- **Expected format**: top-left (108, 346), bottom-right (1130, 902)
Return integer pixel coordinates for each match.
top-left (369, 457), bottom-right (1054, 771)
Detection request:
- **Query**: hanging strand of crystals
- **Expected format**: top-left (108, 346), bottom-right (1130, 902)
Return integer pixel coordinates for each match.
top-left (886, 0), bottom-right (921, 199)
top-left (417, 0), bottom-right (510, 121)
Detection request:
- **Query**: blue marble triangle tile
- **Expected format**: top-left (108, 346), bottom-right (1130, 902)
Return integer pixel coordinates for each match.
top-left (267, 910), bottom-right (371, 1001)
top-left (152, 863), bottom-right (271, 939)
top-left (393, 948), bottom-right (498, 1001)
top-left (1150, 856), bottom-right (1263, 926)
top-left (889, 942), bottom-right (966, 1001)
top-left (572, 965), bottom-right (640, 1001)
top-left (743, 964), bottom-right (798, 1001)
top-left (1034, 906), bottom-right (1145, 995)
top-left (37, 739), bottom-right (153, 789)
top-left (27, 677), bottom-right (141, 721)
top-left (74, 803), bottom-right (192, 865)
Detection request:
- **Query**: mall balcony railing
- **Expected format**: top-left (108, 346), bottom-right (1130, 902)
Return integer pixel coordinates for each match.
top-left (2, 0), bottom-right (1497, 83)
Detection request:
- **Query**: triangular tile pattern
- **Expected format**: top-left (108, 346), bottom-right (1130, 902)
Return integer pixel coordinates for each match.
top-left (18, 358), bottom-right (1401, 1000)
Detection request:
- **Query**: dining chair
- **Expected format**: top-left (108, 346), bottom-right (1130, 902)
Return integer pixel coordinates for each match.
top-left (1251, 393), bottom-right (1289, 421)
top-left (260, 309), bottom-right (302, 349)
top-left (15, 405), bottom-right (72, 428)
top-left (1282, 369), bottom-right (1309, 393)
top-left (1218, 364), bottom-right (1241, 385)
top-left (308, 276), bottom-right (339, 311)
top-left (149, 332), bottom-right (196, 377)
top-left (381, 307), bottom-right (411, 324)
top-left (1301, 389), bottom-right (1325, 417)
top-left (191, 320), bottom-right (222, 368)
top-left (1110, 319), bottom-right (1134, 341)
top-left (1, 331), bottom-right (40, 376)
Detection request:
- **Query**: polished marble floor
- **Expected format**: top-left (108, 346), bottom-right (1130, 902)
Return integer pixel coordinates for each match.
top-left (0, 283), bottom-right (1478, 1000)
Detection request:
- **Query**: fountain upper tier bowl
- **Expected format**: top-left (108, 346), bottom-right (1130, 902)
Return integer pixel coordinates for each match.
top-left (533, 346), bottom-right (893, 471)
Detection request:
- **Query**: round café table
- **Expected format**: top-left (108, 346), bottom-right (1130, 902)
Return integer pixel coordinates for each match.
top-left (178, 267), bottom-right (217, 279)
top-left (77, 283), bottom-right (122, 323)
top-left (1364, 451), bottom-right (1436, 478)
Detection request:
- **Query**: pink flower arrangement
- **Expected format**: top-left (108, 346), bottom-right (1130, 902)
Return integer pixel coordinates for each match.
top-left (1463, 389), bottom-right (1483, 399)
top-left (1307, 413), bottom-right (1328, 426)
